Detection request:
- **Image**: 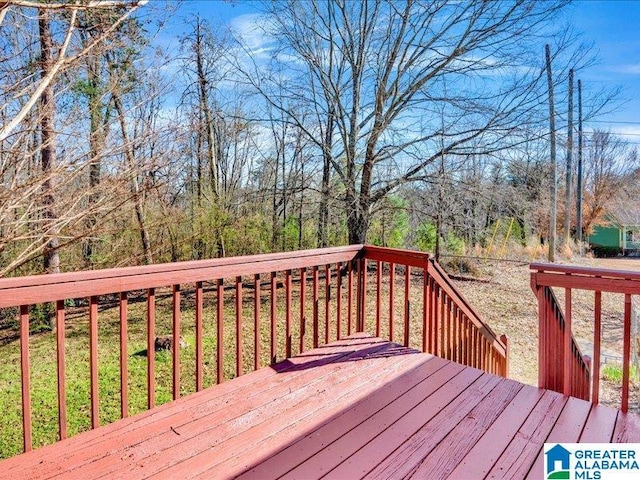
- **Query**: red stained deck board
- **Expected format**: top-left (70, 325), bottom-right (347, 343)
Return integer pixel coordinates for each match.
top-left (4, 335), bottom-right (389, 480)
top-left (579, 404), bottom-right (619, 442)
top-left (65, 340), bottom-right (405, 479)
top-left (525, 395), bottom-right (592, 480)
top-left (356, 374), bottom-right (502, 480)
top-left (486, 390), bottom-right (568, 479)
top-left (256, 360), bottom-right (466, 480)
top-left (449, 384), bottom-right (546, 480)
top-left (407, 378), bottom-right (524, 479)
top-left (214, 356), bottom-right (452, 479)
top-left (142, 348), bottom-right (430, 479)
top-left (613, 412), bottom-right (640, 442)
top-left (318, 368), bottom-right (492, 480)
top-left (3, 333), bottom-right (383, 477)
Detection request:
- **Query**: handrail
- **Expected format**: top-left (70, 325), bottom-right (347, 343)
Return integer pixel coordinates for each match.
top-left (531, 262), bottom-right (640, 282)
top-left (427, 258), bottom-right (507, 357)
top-left (0, 245), bottom-right (363, 307)
top-left (531, 262), bottom-right (635, 412)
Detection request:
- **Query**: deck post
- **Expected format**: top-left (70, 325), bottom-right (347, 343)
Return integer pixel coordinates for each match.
top-left (500, 334), bottom-right (509, 378)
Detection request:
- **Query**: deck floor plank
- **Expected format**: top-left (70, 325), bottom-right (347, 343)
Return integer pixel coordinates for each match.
top-left (448, 384), bottom-right (546, 480)
top-left (276, 361), bottom-right (471, 480)
top-left (76, 341), bottom-right (409, 479)
top-left (324, 371), bottom-right (498, 480)
top-left (143, 347), bottom-right (431, 479)
top-left (224, 357), bottom-right (452, 479)
top-left (486, 390), bottom-right (567, 479)
top-left (524, 395), bottom-right (593, 479)
top-left (613, 412), bottom-right (640, 442)
top-left (1, 334), bottom-right (638, 480)
top-left (407, 378), bottom-right (525, 479)
top-left (579, 404), bottom-right (619, 442)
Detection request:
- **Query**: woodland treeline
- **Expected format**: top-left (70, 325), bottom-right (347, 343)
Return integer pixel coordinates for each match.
top-left (0, 0), bottom-right (635, 277)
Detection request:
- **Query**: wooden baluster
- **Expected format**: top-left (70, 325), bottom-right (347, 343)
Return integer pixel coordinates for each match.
top-left (422, 268), bottom-right (427, 353)
top-left (446, 298), bottom-right (452, 360)
top-left (286, 270), bottom-right (292, 357)
top-left (429, 277), bottom-right (440, 355)
top-left (593, 290), bottom-right (602, 405)
top-left (336, 263), bottom-right (342, 340)
top-left (236, 277), bottom-right (243, 377)
top-left (270, 272), bottom-right (277, 363)
top-left (347, 261), bottom-right (353, 335)
top-left (360, 258), bottom-right (367, 333)
top-left (622, 293), bottom-right (632, 413)
top-left (147, 288), bottom-right (156, 407)
top-left (313, 267), bottom-right (319, 348)
top-left (119, 293), bottom-right (128, 417)
top-left (536, 286), bottom-right (546, 389)
top-left (299, 269), bottom-right (306, 352)
top-left (89, 296), bottom-right (99, 428)
top-left (376, 261), bottom-right (382, 338)
top-left (195, 282), bottom-right (203, 390)
top-left (173, 285), bottom-right (181, 399)
top-left (389, 262), bottom-right (395, 343)
top-left (563, 288), bottom-right (572, 396)
top-left (254, 274), bottom-right (261, 370)
top-left (217, 280), bottom-right (224, 384)
top-left (56, 300), bottom-right (67, 438)
top-left (325, 265), bottom-right (331, 345)
top-left (452, 306), bottom-right (459, 363)
top-left (440, 292), bottom-right (446, 359)
top-left (20, 305), bottom-right (32, 452)
top-left (404, 265), bottom-right (410, 348)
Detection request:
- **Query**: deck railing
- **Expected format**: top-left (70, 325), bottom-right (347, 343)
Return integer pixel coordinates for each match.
top-left (0, 245), bottom-right (507, 455)
top-left (531, 263), bottom-right (638, 412)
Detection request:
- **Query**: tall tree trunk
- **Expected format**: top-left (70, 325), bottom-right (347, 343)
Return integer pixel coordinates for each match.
top-left (347, 207), bottom-right (368, 245)
top-left (83, 53), bottom-right (107, 267)
top-left (39, 10), bottom-right (60, 276)
top-left (545, 44), bottom-right (557, 262)
top-left (317, 142), bottom-right (332, 248)
top-left (113, 93), bottom-right (152, 265)
top-left (563, 68), bottom-right (574, 246)
top-left (39, 8), bottom-right (59, 329)
top-left (194, 18), bottom-right (219, 198)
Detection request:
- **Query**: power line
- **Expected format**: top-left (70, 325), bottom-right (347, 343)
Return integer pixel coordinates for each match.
top-left (588, 120), bottom-right (640, 126)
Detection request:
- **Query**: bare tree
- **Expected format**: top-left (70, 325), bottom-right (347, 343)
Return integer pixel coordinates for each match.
top-left (582, 131), bottom-right (638, 233)
top-left (249, 0), bottom-right (575, 245)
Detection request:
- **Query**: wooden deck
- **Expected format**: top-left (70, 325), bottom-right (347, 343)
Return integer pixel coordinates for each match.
top-left (2, 334), bottom-right (639, 480)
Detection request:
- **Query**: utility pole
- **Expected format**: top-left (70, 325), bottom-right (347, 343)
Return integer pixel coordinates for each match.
top-left (576, 79), bottom-right (584, 255)
top-left (564, 69), bottom-right (574, 247)
top-left (545, 44), bottom-right (557, 262)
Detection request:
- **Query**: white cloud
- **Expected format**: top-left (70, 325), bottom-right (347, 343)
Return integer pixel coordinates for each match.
top-left (609, 64), bottom-right (640, 75)
top-left (229, 13), bottom-right (274, 54)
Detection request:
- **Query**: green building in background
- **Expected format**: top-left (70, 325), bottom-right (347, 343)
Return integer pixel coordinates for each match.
top-left (588, 207), bottom-right (640, 256)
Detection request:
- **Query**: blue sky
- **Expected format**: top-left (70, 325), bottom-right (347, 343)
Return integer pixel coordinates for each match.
top-left (567, 1), bottom-right (640, 143)
top-left (167, 0), bottom-right (640, 144)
